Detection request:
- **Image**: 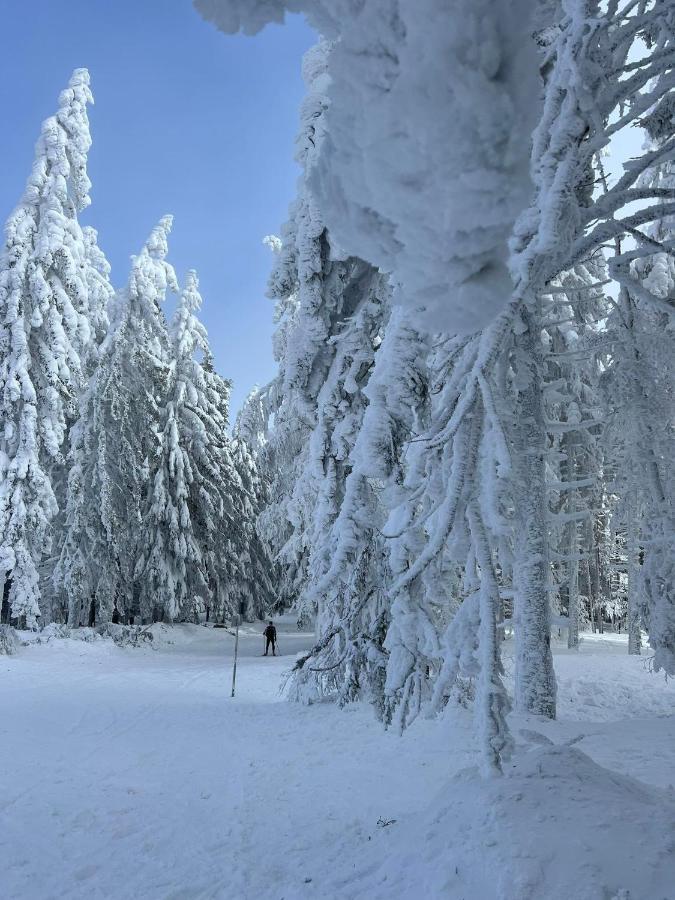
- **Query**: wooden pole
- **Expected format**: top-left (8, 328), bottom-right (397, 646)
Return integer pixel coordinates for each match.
top-left (231, 614), bottom-right (240, 698)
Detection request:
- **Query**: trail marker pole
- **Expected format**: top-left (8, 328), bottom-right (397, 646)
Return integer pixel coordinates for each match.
top-left (231, 614), bottom-right (240, 698)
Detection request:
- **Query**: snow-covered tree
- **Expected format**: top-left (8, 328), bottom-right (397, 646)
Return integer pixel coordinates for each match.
top-left (80, 226), bottom-right (114, 373)
top-left (40, 225), bottom-right (115, 625)
top-left (287, 271), bottom-right (392, 710)
top-left (235, 385), bottom-right (271, 457)
top-left (256, 41), bottom-right (390, 620)
top-left (195, 358), bottom-right (275, 623)
top-left (0, 68), bottom-right (94, 627)
top-left (136, 270), bottom-right (275, 624)
top-left (231, 432), bottom-right (277, 620)
top-left (136, 270), bottom-right (208, 622)
top-left (55, 216), bottom-right (177, 626)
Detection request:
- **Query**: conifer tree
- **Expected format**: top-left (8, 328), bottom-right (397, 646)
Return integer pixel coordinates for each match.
top-left (231, 433), bottom-right (277, 620)
top-left (56, 217), bottom-right (177, 625)
top-left (136, 270), bottom-right (273, 624)
top-left (0, 68), bottom-right (93, 627)
top-left (43, 226), bottom-right (114, 625)
top-left (288, 270), bottom-right (391, 707)
top-left (257, 40), bottom-right (384, 619)
top-left (199, 357), bottom-right (275, 623)
top-left (137, 270), bottom-right (206, 622)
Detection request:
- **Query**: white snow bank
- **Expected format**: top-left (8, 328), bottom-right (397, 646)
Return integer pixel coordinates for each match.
top-left (195, 0), bottom-right (541, 333)
top-left (341, 743), bottom-right (675, 900)
top-left (12, 622), bottom-right (185, 650)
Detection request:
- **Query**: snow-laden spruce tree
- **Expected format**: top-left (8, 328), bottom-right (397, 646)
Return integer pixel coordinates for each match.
top-left (196, 357), bottom-right (276, 623)
top-left (232, 386), bottom-right (280, 621)
top-left (255, 276), bottom-right (309, 613)
top-left (460, 0), bottom-right (675, 714)
top-left (257, 41), bottom-right (395, 622)
top-left (136, 270), bottom-right (209, 622)
top-left (358, 310), bottom-right (440, 728)
top-left (385, 0), bottom-right (674, 736)
top-left (235, 385), bottom-right (271, 457)
top-left (0, 68), bottom-right (94, 627)
top-left (382, 326), bottom-right (516, 770)
top-left (108, 216), bottom-right (177, 623)
top-left (55, 216), bottom-right (177, 625)
top-left (197, 1), bottom-right (547, 762)
top-left (298, 268), bottom-right (389, 620)
top-left (200, 361), bottom-right (242, 621)
top-left (331, 308), bottom-right (437, 725)
top-left (80, 226), bottom-right (114, 373)
top-left (382, 329), bottom-right (476, 732)
top-left (263, 243), bottom-right (388, 627)
top-left (231, 432), bottom-right (277, 620)
top-left (42, 225), bottom-right (115, 625)
top-left (137, 270), bottom-right (274, 624)
top-left (287, 271), bottom-right (392, 708)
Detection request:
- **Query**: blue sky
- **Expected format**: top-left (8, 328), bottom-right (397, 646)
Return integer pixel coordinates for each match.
top-left (0, 0), bottom-right (315, 418)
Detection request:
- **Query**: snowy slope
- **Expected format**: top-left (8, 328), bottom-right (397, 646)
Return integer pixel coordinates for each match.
top-left (1, 625), bottom-right (674, 899)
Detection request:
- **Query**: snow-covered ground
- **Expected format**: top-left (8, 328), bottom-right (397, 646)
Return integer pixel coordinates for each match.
top-left (1, 621), bottom-right (674, 900)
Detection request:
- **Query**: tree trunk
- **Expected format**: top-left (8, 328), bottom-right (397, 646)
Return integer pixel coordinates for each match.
top-left (620, 289), bottom-right (674, 672)
top-left (468, 502), bottom-right (512, 774)
top-left (513, 305), bottom-right (556, 719)
top-left (590, 541), bottom-right (601, 633)
top-left (67, 593), bottom-right (81, 628)
top-left (626, 491), bottom-right (642, 655)
top-left (567, 447), bottom-right (580, 650)
top-left (567, 526), bottom-right (580, 649)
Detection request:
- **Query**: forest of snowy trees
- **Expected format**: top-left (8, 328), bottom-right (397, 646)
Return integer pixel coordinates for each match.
top-left (194, 0), bottom-right (675, 775)
top-left (0, 69), bottom-right (274, 632)
top-left (1, 0), bottom-right (674, 783)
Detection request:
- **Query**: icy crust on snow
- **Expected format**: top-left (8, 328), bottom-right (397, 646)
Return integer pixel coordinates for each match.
top-left (195, 0), bottom-right (541, 333)
top-left (345, 744), bottom-right (675, 900)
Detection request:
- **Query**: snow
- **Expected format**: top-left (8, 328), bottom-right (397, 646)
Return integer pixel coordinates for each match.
top-left (2, 623), bottom-right (674, 900)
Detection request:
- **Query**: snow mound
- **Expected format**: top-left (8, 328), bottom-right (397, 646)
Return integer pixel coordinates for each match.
top-left (343, 744), bottom-right (675, 900)
top-left (14, 623), bottom-right (163, 649)
top-left (13, 623), bottom-right (79, 645)
top-left (40, 623), bottom-right (74, 641)
top-left (97, 623), bottom-right (157, 647)
top-left (144, 622), bottom-right (208, 646)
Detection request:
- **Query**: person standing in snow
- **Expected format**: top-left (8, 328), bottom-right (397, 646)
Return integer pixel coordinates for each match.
top-left (263, 621), bottom-right (277, 656)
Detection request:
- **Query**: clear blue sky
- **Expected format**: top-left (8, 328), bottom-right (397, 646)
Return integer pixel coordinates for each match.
top-left (0, 0), bottom-right (315, 419)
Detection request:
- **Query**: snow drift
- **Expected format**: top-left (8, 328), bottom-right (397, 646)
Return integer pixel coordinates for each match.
top-left (337, 742), bottom-right (675, 900)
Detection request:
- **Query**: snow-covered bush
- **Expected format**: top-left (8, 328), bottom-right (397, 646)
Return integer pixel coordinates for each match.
top-left (96, 623), bottom-right (157, 648)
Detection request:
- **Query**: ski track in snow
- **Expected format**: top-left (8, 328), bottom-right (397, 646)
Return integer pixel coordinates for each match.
top-left (1, 623), bottom-right (674, 900)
